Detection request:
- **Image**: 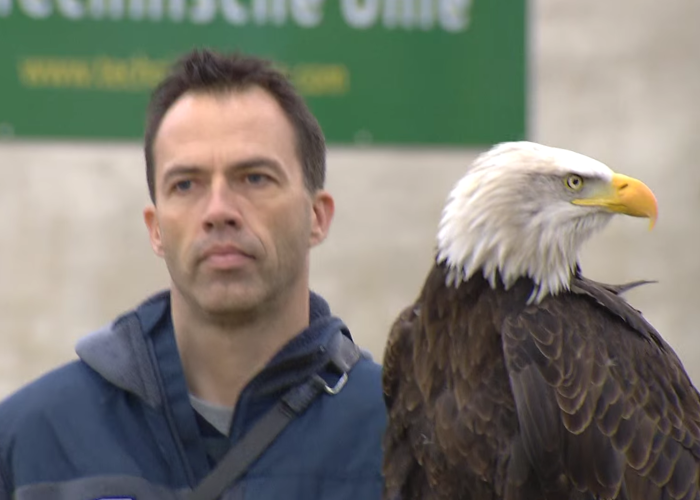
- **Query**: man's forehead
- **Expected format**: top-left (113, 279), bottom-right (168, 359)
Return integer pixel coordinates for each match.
top-left (159, 87), bottom-right (288, 133)
top-left (150, 90), bottom-right (307, 196)
top-left (153, 87), bottom-right (298, 166)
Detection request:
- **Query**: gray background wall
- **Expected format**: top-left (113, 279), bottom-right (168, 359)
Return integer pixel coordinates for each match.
top-left (1, 0), bottom-right (699, 399)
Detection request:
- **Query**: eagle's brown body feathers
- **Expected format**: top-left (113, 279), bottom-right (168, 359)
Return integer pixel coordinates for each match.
top-left (382, 263), bottom-right (700, 500)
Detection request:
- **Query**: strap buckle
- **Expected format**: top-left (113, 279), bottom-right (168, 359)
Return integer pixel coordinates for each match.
top-left (312, 330), bottom-right (360, 396)
top-left (313, 371), bottom-right (348, 395)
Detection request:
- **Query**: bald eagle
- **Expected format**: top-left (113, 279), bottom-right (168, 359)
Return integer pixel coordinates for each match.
top-left (382, 142), bottom-right (700, 500)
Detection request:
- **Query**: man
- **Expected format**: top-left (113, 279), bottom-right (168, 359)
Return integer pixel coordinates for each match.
top-left (0, 49), bottom-right (386, 499)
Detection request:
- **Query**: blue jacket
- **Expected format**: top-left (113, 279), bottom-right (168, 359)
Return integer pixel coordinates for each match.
top-left (0, 291), bottom-right (387, 499)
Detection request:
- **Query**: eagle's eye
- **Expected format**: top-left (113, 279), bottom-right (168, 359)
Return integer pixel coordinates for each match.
top-left (565, 174), bottom-right (584, 191)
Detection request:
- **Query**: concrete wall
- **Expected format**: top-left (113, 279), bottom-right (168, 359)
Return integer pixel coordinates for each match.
top-left (1, 0), bottom-right (699, 399)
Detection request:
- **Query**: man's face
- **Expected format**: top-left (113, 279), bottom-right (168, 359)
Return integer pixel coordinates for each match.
top-left (144, 87), bottom-right (333, 318)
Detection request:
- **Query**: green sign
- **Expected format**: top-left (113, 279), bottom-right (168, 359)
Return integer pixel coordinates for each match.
top-left (0, 0), bottom-right (526, 144)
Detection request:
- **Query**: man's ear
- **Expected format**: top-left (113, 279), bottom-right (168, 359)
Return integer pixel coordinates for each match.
top-left (143, 204), bottom-right (165, 257)
top-left (309, 190), bottom-right (335, 248)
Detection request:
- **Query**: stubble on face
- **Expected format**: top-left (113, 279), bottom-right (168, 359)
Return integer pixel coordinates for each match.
top-left (146, 87), bottom-right (317, 325)
top-left (173, 196), bottom-right (313, 323)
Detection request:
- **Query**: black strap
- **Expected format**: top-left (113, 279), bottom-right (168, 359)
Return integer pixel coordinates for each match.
top-left (185, 332), bottom-right (362, 500)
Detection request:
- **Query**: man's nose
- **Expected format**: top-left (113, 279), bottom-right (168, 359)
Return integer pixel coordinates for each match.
top-left (202, 181), bottom-right (243, 231)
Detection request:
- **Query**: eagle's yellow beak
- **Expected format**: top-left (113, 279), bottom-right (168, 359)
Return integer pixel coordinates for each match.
top-left (572, 173), bottom-right (658, 229)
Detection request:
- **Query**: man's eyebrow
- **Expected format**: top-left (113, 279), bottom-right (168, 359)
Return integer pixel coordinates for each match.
top-left (162, 165), bottom-right (204, 185)
top-left (232, 157), bottom-right (284, 174)
top-left (161, 158), bottom-right (286, 185)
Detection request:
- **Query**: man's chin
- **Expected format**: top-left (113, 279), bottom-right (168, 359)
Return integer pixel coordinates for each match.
top-left (194, 285), bottom-right (266, 318)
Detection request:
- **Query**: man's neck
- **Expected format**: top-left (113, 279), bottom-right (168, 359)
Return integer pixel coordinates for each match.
top-left (171, 288), bottom-right (310, 409)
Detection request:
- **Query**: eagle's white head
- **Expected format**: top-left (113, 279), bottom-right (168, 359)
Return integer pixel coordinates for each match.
top-left (436, 141), bottom-right (658, 304)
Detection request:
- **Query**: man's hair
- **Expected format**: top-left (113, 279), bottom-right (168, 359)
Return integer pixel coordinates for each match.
top-left (143, 48), bottom-right (326, 202)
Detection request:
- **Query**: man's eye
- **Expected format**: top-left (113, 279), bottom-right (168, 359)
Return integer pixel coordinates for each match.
top-left (174, 180), bottom-right (192, 192)
top-left (246, 173), bottom-right (269, 185)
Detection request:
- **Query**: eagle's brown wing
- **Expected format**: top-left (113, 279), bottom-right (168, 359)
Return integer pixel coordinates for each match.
top-left (382, 297), bottom-right (461, 500)
top-left (381, 301), bottom-right (432, 500)
top-left (502, 279), bottom-right (700, 499)
top-left (382, 266), bottom-right (527, 500)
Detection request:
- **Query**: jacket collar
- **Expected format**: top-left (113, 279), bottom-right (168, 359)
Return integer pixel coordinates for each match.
top-left (75, 290), bottom-right (350, 409)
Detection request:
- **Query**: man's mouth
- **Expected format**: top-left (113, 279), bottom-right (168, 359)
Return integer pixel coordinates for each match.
top-left (200, 245), bottom-right (254, 269)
